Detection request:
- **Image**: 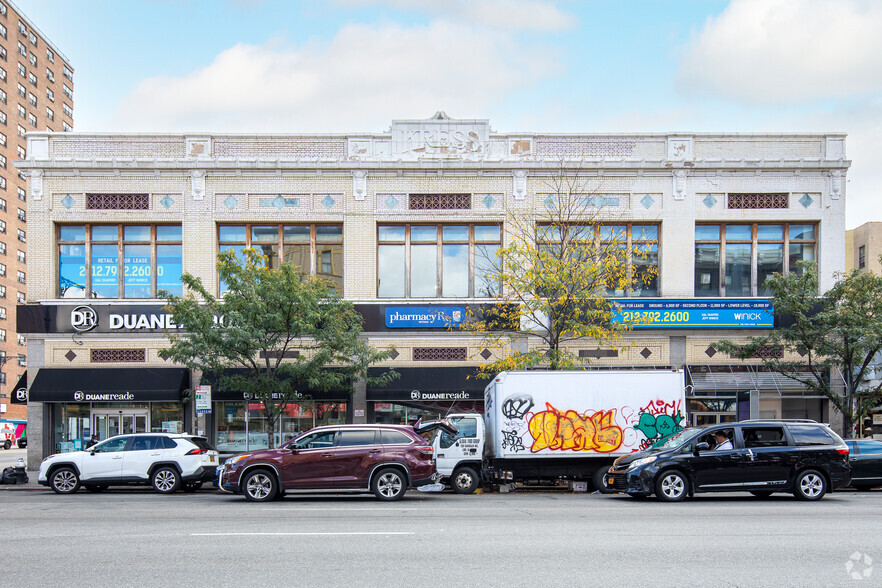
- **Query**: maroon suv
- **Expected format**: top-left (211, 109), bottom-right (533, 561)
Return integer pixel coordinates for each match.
top-left (218, 422), bottom-right (454, 501)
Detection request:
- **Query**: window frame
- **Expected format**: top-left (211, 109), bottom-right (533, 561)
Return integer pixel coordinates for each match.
top-left (56, 224), bottom-right (184, 299)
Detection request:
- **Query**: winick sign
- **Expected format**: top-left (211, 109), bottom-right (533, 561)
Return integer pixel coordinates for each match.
top-left (612, 299), bottom-right (773, 329)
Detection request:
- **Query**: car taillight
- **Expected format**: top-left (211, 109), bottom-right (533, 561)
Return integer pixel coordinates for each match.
top-left (837, 448), bottom-right (850, 456)
top-left (186, 448), bottom-right (207, 455)
top-left (415, 445), bottom-right (434, 456)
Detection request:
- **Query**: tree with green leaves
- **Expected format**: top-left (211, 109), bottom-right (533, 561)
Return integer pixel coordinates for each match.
top-left (715, 261), bottom-right (882, 436)
top-left (466, 169), bottom-right (657, 377)
top-left (159, 248), bottom-right (395, 448)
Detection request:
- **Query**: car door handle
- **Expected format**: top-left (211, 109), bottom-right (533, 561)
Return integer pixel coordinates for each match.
top-left (729, 453), bottom-right (744, 460)
top-left (112, 455), bottom-right (123, 460)
top-left (369, 449), bottom-right (381, 454)
top-left (321, 453), bottom-right (333, 458)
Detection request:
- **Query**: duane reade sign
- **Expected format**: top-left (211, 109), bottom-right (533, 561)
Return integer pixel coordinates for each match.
top-left (63, 304), bottom-right (183, 333)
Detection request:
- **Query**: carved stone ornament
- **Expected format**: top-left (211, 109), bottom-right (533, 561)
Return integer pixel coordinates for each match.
top-left (190, 170), bottom-right (205, 201)
top-left (831, 170), bottom-right (842, 199)
top-left (673, 169), bottom-right (687, 200)
top-left (31, 169), bottom-right (43, 200)
top-left (513, 170), bottom-right (527, 200)
top-left (353, 170), bottom-right (367, 201)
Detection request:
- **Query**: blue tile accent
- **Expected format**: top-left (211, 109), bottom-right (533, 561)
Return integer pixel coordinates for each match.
top-left (160, 195), bottom-right (175, 209)
top-left (385, 195), bottom-right (399, 209)
top-left (482, 194), bottom-right (496, 209)
top-left (61, 194), bottom-right (75, 209)
top-left (322, 195), bottom-right (336, 210)
top-left (544, 195), bottom-right (557, 209)
top-left (224, 195), bottom-right (239, 210)
top-left (640, 194), bottom-right (655, 209)
top-left (702, 194), bottom-right (718, 208)
top-left (259, 196), bottom-right (300, 209)
top-left (799, 194), bottom-right (813, 208)
top-left (580, 195), bottom-right (619, 208)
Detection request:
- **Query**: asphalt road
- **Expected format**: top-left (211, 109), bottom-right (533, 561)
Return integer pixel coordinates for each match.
top-left (3, 484), bottom-right (880, 588)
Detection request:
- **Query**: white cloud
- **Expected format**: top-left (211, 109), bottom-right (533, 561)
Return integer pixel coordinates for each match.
top-left (108, 21), bottom-right (562, 133)
top-left (334, 0), bottom-right (575, 32)
top-left (678, 0), bottom-right (882, 104)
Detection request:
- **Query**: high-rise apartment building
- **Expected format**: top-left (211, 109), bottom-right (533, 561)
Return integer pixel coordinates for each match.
top-left (0, 1), bottom-right (73, 422)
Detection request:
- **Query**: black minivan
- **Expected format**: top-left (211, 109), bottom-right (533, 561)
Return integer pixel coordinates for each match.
top-left (606, 420), bottom-right (851, 501)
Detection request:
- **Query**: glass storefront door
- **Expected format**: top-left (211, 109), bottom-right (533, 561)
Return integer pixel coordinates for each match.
top-left (92, 409), bottom-right (149, 441)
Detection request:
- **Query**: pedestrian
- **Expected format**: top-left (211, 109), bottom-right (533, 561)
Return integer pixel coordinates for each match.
top-left (86, 434), bottom-right (99, 449)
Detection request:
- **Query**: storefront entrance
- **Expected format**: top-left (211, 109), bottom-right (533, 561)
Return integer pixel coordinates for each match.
top-left (92, 409), bottom-right (149, 441)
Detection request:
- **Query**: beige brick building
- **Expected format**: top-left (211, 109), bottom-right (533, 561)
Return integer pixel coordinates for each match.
top-left (15, 113), bottom-right (850, 466)
top-left (0, 0), bottom-right (72, 428)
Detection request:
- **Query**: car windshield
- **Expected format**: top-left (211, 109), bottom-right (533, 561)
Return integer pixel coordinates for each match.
top-left (650, 427), bottom-right (701, 450)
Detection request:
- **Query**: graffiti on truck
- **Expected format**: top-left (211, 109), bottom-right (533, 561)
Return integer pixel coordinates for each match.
top-left (501, 395), bottom-right (534, 420)
top-left (632, 399), bottom-right (685, 450)
top-left (527, 403), bottom-right (624, 453)
top-left (501, 429), bottom-right (526, 453)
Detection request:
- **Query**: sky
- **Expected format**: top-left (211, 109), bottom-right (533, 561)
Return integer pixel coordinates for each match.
top-left (18, 0), bottom-right (882, 229)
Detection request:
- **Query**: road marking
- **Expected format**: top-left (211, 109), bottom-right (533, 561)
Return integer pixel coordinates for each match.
top-left (191, 532), bottom-right (414, 536)
top-left (259, 508), bottom-right (419, 512)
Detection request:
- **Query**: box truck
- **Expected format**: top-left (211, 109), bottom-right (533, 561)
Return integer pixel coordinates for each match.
top-left (430, 370), bottom-right (687, 493)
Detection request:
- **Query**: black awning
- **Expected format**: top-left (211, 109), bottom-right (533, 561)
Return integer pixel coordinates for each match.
top-left (366, 367), bottom-right (486, 402)
top-left (28, 368), bottom-right (189, 403)
top-left (10, 373), bottom-right (27, 404)
top-left (200, 369), bottom-right (352, 402)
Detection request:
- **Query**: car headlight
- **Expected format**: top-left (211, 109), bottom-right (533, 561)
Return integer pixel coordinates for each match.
top-left (627, 456), bottom-right (658, 471)
top-left (224, 454), bottom-right (249, 467)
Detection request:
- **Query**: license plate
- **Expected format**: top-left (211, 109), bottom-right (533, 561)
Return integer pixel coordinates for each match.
top-left (607, 477), bottom-right (614, 485)
top-left (210, 456), bottom-right (216, 463)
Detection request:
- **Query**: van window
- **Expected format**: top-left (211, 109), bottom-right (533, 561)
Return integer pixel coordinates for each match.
top-left (381, 430), bottom-right (413, 445)
top-left (742, 427), bottom-right (787, 448)
top-left (789, 425), bottom-right (838, 446)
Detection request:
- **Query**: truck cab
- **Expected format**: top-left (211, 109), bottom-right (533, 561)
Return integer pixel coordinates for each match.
top-left (428, 414), bottom-right (485, 493)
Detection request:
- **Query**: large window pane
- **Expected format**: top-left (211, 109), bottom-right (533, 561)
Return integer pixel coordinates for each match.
top-left (757, 225), bottom-right (783, 240)
top-left (442, 244), bottom-right (468, 297)
top-left (695, 244), bottom-right (720, 296)
top-left (124, 225), bottom-right (151, 241)
top-left (219, 225), bottom-right (246, 242)
top-left (790, 225), bottom-right (815, 240)
top-left (726, 225), bottom-right (751, 240)
top-left (411, 226), bottom-right (437, 242)
top-left (633, 244), bottom-right (658, 297)
top-left (790, 243), bottom-right (815, 275)
top-left (725, 243), bottom-right (752, 297)
top-left (59, 243), bottom-right (86, 297)
top-left (251, 226), bottom-right (278, 243)
top-left (442, 226), bottom-right (469, 241)
top-left (283, 244), bottom-right (311, 274)
top-left (757, 243), bottom-right (783, 295)
top-left (475, 225), bottom-right (501, 242)
top-left (91, 243), bottom-right (119, 298)
top-left (378, 226), bottom-right (405, 241)
top-left (475, 244), bottom-right (500, 297)
top-left (316, 225), bottom-right (342, 243)
top-left (156, 226), bottom-right (182, 242)
top-left (410, 244), bottom-right (438, 297)
top-left (157, 244), bottom-right (183, 296)
top-left (316, 244), bottom-right (343, 291)
top-left (91, 226), bottom-right (119, 241)
top-left (378, 244), bottom-right (405, 297)
top-left (695, 225), bottom-right (720, 240)
top-left (124, 244), bottom-right (152, 298)
top-left (60, 225), bottom-right (85, 241)
top-left (283, 226), bottom-right (310, 243)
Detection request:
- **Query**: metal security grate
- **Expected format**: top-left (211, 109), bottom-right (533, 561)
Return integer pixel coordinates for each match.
top-left (408, 194), bottom-right (471, 210)
top-left (86, 194), bottom-right (150, 210)
top-left (412, 347), bottom-right (467, 361)
top-left (727, 193), bottom-right (788, 209)
top-left (91, 348), bottom-right (147, 363)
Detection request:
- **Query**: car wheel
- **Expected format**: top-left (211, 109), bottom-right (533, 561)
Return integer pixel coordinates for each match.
top-left (749, 491), bottom-right (773, 498)
top-left (593, 466), bottom-right (615, 494)
top-left (182, 481), bottom-right (204, 493)
top-left (2, 440), bottom-right (10, 450)
top-left (655, 470), bottom-right (688, 502)
top-left (372, 468), bottom-right (406, 501)
top-left (242, 469), bottom-right (278, 502)
top-left (794, 470), bottom-right (826, 501)
top-left (151, 467), bottom-right (181, 494)
top-left (84, 484), bottom-right (108, 493)
top-left (50, 467), bottom-right (80, 494)
top-left (451, 467), bottom-right (479, 494)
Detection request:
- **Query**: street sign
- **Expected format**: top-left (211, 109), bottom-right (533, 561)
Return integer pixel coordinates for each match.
top-left (195, 385), bottom-right (212, 414)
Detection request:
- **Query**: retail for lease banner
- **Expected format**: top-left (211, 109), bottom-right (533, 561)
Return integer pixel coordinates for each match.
top-left (612, 299), bottom-right (773, 329)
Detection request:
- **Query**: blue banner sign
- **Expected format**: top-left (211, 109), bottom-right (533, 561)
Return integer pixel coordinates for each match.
top-left (385, 306), bottom-right (466, 328)
top-left (612, 299), bottom-right (773, 329)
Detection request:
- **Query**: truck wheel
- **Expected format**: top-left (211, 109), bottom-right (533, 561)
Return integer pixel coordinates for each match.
top-left (593, 466), bottom-right (615, 494)
top-left (372, 468), bottom-right (406, 501)
top-left (655, 470), bottom-right (688, 502)
top-left (50, 467), bottom-right (81, 494)
top-left (451, 467), bottom-right (479, 494)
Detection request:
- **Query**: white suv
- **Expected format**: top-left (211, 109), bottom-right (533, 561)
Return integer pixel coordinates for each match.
top-left (39, 433), bottom-right (219, 494)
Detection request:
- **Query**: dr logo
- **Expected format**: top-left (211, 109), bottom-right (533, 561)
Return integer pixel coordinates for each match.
top-left (71, 306), bottom-right (99, 332)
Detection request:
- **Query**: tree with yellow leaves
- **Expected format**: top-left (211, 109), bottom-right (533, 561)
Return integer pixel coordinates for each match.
top-left (467, 168), bottom-right (657, 376)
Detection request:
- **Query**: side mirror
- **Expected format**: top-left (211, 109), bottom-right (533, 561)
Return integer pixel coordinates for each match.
top-left (695, 442), bottom-right (710, 455)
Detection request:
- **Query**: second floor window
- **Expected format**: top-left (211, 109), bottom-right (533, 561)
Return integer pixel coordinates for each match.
top-left (695, 223), bottom-right (816, 297)
top-left (218, 224), bottom-right (343, 293)
top-left (378, 224), bottom-right (501, 298)
top-left (58, 224), bottom-right (183, 298)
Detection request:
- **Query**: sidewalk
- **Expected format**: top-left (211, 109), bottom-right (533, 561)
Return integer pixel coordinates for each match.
top-left (0, 471), bottom-right (43, 490)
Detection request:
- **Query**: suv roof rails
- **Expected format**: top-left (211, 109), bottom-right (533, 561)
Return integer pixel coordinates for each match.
top-left (740, 418), bottom-right (818, 423)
